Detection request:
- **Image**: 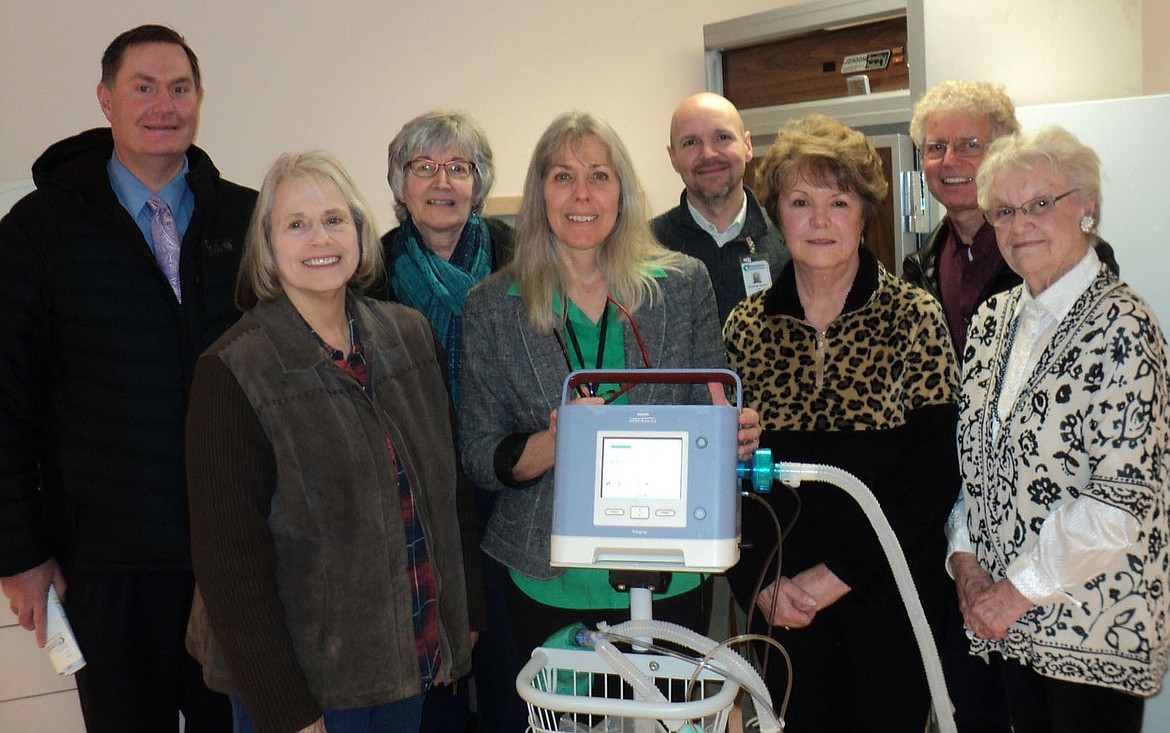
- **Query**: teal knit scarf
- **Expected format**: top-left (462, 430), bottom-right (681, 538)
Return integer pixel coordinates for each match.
top-left (389, 214), bottom-right (492, 403)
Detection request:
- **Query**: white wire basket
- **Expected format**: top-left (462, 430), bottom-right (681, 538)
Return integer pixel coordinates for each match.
top-left (517, 645), bottom-right (740, 733)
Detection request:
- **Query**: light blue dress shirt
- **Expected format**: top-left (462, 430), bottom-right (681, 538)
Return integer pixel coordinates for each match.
top-left (106, 152), bottom-right (195, 252)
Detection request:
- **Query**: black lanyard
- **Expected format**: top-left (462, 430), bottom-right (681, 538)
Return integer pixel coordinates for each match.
top-left (562, 300), bottom-right (609, 397)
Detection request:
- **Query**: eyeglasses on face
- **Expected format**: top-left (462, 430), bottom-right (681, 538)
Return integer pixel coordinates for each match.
top-left (983, 189), bottom-right (1080, 228)
top-left (921, 137), bottom-right (985, 160)
top-left (404, 158), bottom-right (476, 180)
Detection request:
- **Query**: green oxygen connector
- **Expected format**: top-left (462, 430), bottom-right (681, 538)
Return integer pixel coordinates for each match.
top-left (736, 447), bottom-right (775, 493)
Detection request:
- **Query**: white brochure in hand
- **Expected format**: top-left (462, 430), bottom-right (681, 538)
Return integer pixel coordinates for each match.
top-left (44, 584), bottom-right (85, 675)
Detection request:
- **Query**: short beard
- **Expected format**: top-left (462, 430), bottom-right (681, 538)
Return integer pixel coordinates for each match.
top-left (691, 182), bottom-right (735, 210)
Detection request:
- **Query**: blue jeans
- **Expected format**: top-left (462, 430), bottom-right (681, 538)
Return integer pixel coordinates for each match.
top-left (231, 694), bottom-right (424, 733)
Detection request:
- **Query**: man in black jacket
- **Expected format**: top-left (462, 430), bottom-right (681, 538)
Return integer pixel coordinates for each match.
top-left (901, 81), bottom-right (1023, 359)
top-left (0, 25), bottom-right (256, 733)
top-left (652, 92), bottom-right (790, 324)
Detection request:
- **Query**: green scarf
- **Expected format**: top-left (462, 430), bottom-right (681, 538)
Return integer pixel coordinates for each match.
top-left (389, 214), bottom-right (493, 403)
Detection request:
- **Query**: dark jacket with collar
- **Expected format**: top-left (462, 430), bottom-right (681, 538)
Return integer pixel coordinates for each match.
top-left (902, 217), bottom-right (1121, 350)
top-left (651, 188), bottom-right (790, 324)
top-left (0, 127), bottom-right (256, 575)
top-left (186, 293), bottom-right (483, 733)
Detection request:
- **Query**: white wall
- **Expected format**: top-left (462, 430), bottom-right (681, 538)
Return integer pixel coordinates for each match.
top-left (923, 0), bottom-right (1144, 103)
top-left (3, 0), bottom-right (1163, 229)
top-left (0, 604), bottom-right (85, 733)
top-left (0, 0), bottom-right (789, 231)
top-left (1145, 0), bottom-right (1170, 93)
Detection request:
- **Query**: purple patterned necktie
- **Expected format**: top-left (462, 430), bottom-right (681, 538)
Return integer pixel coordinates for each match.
top-left (146, 195), bottom-right (182, 302)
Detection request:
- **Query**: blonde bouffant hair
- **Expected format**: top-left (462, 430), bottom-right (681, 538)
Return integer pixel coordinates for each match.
top-left (755, 114), bottom-right (889, 228)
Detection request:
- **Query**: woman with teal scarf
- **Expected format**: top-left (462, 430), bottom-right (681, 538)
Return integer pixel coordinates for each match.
top-left (382, 110), bottom-right (513, 404)
top-left (380, 110), bottom-right (515, 733)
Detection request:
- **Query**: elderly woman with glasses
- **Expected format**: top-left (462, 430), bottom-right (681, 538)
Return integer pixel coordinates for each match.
top-left (947, 126), bottom-right (1170, 733)
top-left (903, 81), bottom-right (1120, 360)
top-left (382, 111), bottom-right (517, 733)
top-left (381, 110), bottom-right (513, 405)
top-left (459, 111), bottom-right (761, 676)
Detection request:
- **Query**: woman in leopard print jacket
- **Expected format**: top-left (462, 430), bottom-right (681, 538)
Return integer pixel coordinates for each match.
top-left (725, 114), bottom-right (960, 732)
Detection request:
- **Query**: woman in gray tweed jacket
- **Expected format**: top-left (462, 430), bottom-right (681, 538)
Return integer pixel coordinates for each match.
top-left (459, 110), bottom-right (760, 673)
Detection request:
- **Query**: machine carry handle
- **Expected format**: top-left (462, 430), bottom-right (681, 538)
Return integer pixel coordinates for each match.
top-left (561, 368), bottom-right (742, 410)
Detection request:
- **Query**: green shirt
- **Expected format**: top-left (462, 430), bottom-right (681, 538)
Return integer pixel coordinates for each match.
top-left (508, 291), bottom-right (701, 610)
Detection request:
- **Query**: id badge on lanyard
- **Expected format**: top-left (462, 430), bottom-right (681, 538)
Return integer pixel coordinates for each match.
top-left (739, 236), bottom-right (771, 295)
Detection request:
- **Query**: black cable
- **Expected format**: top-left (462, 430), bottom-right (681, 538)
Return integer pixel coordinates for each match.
top-left (742, 482), bottom-right (802, 689)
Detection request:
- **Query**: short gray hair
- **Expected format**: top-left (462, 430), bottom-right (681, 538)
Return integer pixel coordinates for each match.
top-left (386, 110), bottom-right (496, 223)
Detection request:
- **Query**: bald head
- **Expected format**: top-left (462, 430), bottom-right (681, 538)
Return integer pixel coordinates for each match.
top-left (667, 93), bottom-right (752, 216)
top-left (670, 93), bottom-right (747, 147)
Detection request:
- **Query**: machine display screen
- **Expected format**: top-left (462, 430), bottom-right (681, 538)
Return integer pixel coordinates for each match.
top-left (599, 436), bottom-right (684, 501)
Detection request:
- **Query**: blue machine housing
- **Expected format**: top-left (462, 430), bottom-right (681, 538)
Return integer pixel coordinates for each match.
top-left (550, 369), bottom-right (742, 572)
